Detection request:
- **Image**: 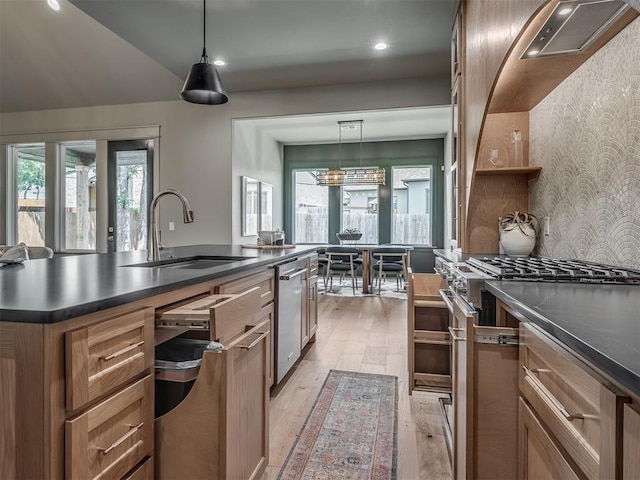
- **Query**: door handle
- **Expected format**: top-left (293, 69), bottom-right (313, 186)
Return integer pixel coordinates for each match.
top-left (279, 268), bottom-right (307, 281)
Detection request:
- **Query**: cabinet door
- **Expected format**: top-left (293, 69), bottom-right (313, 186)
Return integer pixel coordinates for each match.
top-left (258, 302), bottom-right (275, 388)
top-left (450, 296), bottom-right (473, 480)
top-left (519, 398), bottom-right (581, 480)
top-left (225, 322), bottom-right (270, 480)
top-left (154, 321), bottom-right (270, 480)
top-left (624, 403), bottom-right (640, 480)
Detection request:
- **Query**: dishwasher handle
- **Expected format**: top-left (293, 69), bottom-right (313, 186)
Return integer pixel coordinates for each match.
top-left (279, 268), bottom-right (307, 281)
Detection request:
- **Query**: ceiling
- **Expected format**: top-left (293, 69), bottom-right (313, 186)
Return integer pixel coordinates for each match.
top-left (0, 0), bottom-right (457, 113)
top-left (235, 106), bottom-right (451, 144)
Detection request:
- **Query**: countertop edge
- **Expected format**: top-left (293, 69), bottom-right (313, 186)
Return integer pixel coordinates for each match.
top-left (485, 281), bottom-right (640, 397)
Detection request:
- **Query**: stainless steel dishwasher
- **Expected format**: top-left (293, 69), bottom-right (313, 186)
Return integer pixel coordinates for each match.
top-left (275, 257), bottom-right (306, 384)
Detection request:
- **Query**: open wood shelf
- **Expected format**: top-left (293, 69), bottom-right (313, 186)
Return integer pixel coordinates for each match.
top-left (475, 166), bottom-right (542, 181)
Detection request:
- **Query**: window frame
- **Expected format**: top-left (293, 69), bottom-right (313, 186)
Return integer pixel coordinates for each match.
top-left (283, 139), bottom-right (445, 247)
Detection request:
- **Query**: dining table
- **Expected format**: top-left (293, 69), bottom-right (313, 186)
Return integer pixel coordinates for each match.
top-left (351, 244), bottom-right (413, 294)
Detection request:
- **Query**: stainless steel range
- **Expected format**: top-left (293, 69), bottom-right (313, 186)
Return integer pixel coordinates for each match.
top-left (439, 255), bottom-right (640, 324)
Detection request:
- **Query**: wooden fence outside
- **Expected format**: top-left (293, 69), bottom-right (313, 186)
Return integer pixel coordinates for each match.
top-left (295, 212), bottom-right (431, 245)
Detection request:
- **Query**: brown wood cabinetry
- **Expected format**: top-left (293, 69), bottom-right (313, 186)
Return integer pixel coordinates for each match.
top-left (518, 322), bottom-right (631, 480)
top-left (154, 319), bottom-right (269, 480)
top-left (408, 273), bottom-right (451, 393)
top-left (217, 267), bottom-right (277, 387)
top-left (65, 308), bottom-right (154, 411)
top-left (519, 397), bottom-right (581, 480)
top-left (446, 297), bottom-right (520, 480)
top-left (623, 404), bottom-right (640, 479)
top-left (1, 266), bottom-right (276, 480)
top-left (65, 375), bottom-right (154, 480)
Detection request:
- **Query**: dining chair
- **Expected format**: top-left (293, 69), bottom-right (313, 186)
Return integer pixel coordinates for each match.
top-left (324, 246), bottom-right (361, 295)
top-left (370, 246), bottom-right (409, 294)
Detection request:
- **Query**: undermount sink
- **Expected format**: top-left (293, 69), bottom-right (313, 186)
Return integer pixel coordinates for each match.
top-left (122, 256), bottom-right (254, 270)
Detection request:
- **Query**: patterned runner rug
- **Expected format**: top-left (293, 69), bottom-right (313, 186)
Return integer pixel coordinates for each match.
top-left (278, 370), bottom-right (398, 480)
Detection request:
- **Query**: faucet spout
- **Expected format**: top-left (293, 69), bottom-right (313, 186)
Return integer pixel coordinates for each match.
top-left (148, 189), bottom-right (194, 261)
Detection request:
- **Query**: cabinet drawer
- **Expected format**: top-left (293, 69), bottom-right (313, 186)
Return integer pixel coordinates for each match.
top-left (66, 308), bottom-right (154, 411)
top-left (520, 323), bottom-right (622, 480)
top-left (122, 457), bottom-right (152, 480)
top-left (158, 288), bottom-right (261, 344)
top-left (66, 375), bottom-right (153, 480)
top-left (519, 397), bottom-right (581, 480)
top-left (217, 268), bottom-right (274, 306)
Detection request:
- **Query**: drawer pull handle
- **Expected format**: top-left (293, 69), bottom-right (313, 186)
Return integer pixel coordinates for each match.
top-left (235, 331), bottom-right (269, 350)
top-left (448, 327), bottom-right (465, 342)
top-left (98, 422), bottom-right (144, 455)
top-left (522, 365), bottom-right (585, 421)
top-left (100, 341), bottom-right (145, 362)
top-left (530, 367), bottom-right (552, 374)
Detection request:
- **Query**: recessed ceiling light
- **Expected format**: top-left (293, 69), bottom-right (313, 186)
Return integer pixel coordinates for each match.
top-left (527, 49), bottom-right (540, 56)
top-left (213, 59), bottom-right (226, 66)
top-left (374, 42), bottom-right (389, 51)
top-left (558, 7), bottom-right (572, 16)
top-left (47, 0), bottom-right (61, 11)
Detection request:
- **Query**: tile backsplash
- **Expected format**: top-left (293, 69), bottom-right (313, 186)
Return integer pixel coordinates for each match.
top-left (530, 18), bottom-right (640, 270)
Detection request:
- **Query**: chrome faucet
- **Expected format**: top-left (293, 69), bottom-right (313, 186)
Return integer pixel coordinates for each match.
top-left (148, 189), bottom-right (194, 261)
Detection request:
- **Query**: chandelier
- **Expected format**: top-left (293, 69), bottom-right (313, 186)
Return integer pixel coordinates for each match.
top-left (316, 120), bottom-right (385, 186)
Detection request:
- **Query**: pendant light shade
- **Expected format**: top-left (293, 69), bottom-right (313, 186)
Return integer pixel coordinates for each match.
top-left (180, 0), bottom-right (228, 105)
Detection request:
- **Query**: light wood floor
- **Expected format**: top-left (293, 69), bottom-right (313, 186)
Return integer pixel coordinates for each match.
top-left (261, 294), bottom-right (453, 480)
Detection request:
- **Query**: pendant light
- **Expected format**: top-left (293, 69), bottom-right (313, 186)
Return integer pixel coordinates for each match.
top-left (316, 120), bottom-right (385, 186)
top-left (180, 0), bottom-right (229, 105)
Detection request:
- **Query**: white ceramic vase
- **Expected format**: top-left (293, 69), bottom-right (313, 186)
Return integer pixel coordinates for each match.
top-left (499, 223), bottom-right (536, 256)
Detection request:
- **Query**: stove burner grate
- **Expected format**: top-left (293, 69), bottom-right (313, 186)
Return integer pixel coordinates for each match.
top-left (467, 256), bottom-right (640, 284)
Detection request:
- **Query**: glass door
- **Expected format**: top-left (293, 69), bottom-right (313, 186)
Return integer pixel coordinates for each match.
top-left (107, 140), bottom-right (154, 253)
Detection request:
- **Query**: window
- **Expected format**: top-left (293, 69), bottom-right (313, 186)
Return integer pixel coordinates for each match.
top-left (342, 185), bottom-right (378, 244)
top-left (115, 150), bottom-right (149, 252)
top-left (13, 144), bottom-right (46, 246)
top-left (284, 138), bottom-right (444, 247)
top-left (392, 167), bottom-right (432, 244)
top-left (294, 171), bottom-right (328, 243)
top-left (62, 141), bottom-right (97, 251)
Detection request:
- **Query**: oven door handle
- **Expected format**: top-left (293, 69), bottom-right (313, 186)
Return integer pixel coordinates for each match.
top-left (439, 289), bottom-right (454, 313)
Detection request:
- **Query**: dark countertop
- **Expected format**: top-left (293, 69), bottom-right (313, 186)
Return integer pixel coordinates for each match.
top-left (485, 281), bottom-right (640, 397)
top-left (0, 244), bottom-right (319, 324)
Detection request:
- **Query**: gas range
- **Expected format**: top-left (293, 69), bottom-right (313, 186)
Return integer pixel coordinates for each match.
top-left (438, 255), bottom-right (640, 312)
top-left (467, 256), bottom-right (640, 284)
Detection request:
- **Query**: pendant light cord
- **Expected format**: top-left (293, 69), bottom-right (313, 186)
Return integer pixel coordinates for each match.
top-left (201, 0), bottom-right (208, 62)
top-left (359, 120), bottom-right (363, 168)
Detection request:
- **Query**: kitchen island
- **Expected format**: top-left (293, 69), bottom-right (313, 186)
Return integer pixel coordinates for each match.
top-left (0, 244), bottom-right (319, 480)
top-left (0, 244), bottom-right (318, 323)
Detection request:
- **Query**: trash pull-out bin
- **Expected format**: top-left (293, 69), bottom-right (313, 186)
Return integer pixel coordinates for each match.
top-left (154, 337), bottom-right (220, 417)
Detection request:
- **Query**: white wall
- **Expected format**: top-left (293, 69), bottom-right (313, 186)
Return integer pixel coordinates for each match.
top-left (1, 76), bottom-right (449, 246)
top-left (232, 119), bottom-right (284, 245)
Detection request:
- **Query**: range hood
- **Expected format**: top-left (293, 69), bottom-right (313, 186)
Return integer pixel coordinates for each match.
top-left (522, 0), bottom-right (630, 58)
